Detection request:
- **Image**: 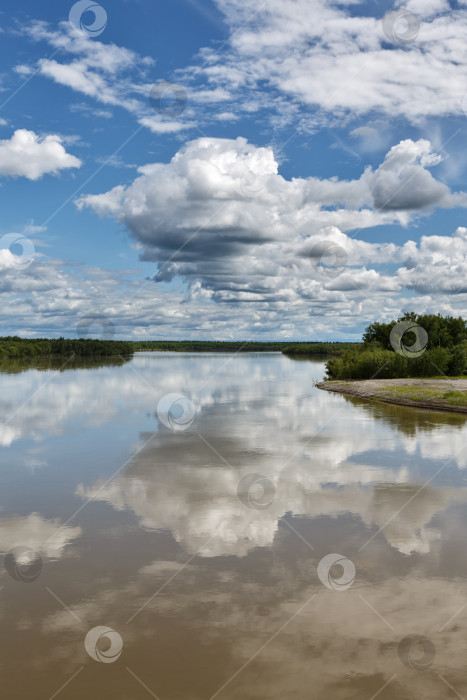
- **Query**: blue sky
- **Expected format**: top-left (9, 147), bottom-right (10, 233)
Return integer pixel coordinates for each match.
top-left (1, 0), bottom-right (467, 340)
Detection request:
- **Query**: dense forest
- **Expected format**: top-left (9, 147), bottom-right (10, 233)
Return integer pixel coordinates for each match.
top-left (362, 313), bottom-right (466, 349)
top-left (326, 313), bottom-right (467, 379)
top-left (0, 337), bottom-right (134, 359)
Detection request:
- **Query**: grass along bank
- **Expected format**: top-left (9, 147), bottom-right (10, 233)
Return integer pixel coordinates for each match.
top-left (317, 378), bottom-right (467, 414)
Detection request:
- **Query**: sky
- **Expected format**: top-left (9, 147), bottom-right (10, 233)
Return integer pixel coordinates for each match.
top-left (1, 0), bottom-right (467, 340)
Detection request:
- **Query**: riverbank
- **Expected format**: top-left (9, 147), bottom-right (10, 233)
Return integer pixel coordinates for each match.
top-left (317, 378), bottom-right (467, 414)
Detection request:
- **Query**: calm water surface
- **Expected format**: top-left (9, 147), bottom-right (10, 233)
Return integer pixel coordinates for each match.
top-left (2, 352), bottom-right (467, 699)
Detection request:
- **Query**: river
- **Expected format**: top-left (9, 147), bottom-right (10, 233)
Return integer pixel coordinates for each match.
top-left (1, 351), bottom-right (467, 699)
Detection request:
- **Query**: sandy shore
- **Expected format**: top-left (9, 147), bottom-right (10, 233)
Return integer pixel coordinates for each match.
top-left (317, 378), bottom-right (467, 414)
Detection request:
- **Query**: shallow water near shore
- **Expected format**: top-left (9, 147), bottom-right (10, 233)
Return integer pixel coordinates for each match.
top-left (2, 351), bottom-right (467, 699)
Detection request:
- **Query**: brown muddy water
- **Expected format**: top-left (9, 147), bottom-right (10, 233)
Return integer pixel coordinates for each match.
top-left (1, 351), bottom-right (467, 699)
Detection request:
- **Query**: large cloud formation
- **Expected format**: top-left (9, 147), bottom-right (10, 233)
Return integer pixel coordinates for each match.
top-left (76, 136), bottom-right (467, 304)
top-left (0, 136), bottom-right (465, 339)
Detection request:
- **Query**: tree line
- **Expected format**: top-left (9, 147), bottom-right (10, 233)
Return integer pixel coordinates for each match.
top-left (0, 337), bottom-right (356, 359)
top-left (133, 340), bottom-right (359, 353)
top-left (281, 342), bottom-right (360, 356)
top-left (132, 340), bottom-right (291, 352)
top-left (0, 337), bottom-right (134, 359)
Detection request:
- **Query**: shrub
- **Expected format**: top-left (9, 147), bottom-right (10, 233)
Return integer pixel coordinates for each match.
top-left (448, 346), bottom-right (466, 376)
top-left (326, 346), bottom-right (457, 379)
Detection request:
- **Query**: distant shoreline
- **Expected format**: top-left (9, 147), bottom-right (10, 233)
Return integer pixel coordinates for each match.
top-left (317, 378), bottom-right (467, 415)
top-left (0, 337), bottom-right (356, 360)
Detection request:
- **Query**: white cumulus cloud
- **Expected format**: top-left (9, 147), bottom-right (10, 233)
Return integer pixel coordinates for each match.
top-left (0, 129), bottom-right (81, 180)
top-left (76, 136), bottom-right (467, 302)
